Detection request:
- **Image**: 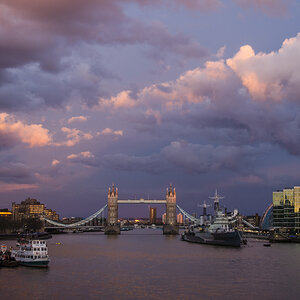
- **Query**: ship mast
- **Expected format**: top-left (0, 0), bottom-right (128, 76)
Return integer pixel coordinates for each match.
top-left (198, 200), bottom-right (211, 216)
top-left (209, 189), bottom-right (224, 212)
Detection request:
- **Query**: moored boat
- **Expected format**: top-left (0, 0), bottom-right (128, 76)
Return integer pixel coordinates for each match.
top-left (182, 217), bottom-right (243, 247)
top-left (0, 244), bottom-right (18, 267)
top-left (11, 240), bottom-right (50, 267)
top-left (181, 190), bottom-right (244, 247)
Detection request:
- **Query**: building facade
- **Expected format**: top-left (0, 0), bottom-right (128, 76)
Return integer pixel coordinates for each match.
top-left (272, 186), bottom-right (300, 233)
top-left (12, 198), bottom-right (59, 222)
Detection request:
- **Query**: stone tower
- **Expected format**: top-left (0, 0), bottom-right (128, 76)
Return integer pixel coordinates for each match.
top-left (163, 184), bottom-right (179, 234)
top-left (166, 184), bottom-right (176, 225)
top-left (105, 184), bottom-right (120, 234)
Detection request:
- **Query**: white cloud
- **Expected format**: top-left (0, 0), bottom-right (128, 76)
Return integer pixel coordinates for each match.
top-left (80, 151), bottom-right (94, 158)
top-left (97, 128), bottom-right (123, 136)
top-left (67, 151), bottom-right (96, 167)
top-left (67, 116), bottom-right (88, 124)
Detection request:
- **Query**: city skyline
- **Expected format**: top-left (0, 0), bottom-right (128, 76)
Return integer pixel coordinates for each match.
top-left (1, 1), bottom-right (300, 217)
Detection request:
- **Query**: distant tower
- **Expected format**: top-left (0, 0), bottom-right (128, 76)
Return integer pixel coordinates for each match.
top-left (149, 207), bottom-right (157, 224)
top-left (107, 184), bottom-right (118, 225)
top-left (209, 189), bottom-right (224, 211)
top-left (166, 184), bottom-right (176, 226)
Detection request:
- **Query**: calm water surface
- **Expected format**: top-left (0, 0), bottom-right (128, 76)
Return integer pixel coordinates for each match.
top-left (1, 229), bottom-right (300, 300)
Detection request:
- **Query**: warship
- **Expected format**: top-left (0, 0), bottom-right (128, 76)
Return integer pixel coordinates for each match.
top-left (182, 190), bottom-right (244, 247)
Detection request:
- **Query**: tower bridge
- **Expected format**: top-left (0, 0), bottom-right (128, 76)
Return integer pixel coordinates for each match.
top-left (106, 184), bottom-right (177, 234)
top-left (44, 184), bottom-right (201, 234)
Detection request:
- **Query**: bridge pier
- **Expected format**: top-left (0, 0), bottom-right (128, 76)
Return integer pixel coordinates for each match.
top-left (105, 184), bottom-right (120, 235)
top-left (163, 185), bottom-right (179, 235)
top-left (104, 224), bottom-right (120, 234)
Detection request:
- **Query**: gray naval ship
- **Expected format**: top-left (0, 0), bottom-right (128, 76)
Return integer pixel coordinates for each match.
top-left (181, 191), bottom-right (244, 247)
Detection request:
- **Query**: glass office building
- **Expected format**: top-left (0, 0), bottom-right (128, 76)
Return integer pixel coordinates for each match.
top-left (273, 186), bottom-right (300, 233)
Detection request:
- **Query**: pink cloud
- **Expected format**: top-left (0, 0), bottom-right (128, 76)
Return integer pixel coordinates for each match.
top-left (54, 127), bottom-right (93, 147)
top-left (98, 33), bottom-right (300, 108)
top-left (99, 90), bottom-right (136, 110)
top-left (0, 113), bottom-right (51, 148)
top-left (97, 128), bottom-right (123, 136)
top-left (97, 59), bottom-right (231, 111)
top-left (92, 32), bottom-right (300, 156)
top-left (227, 33), bottom-right (300, 101)
top-left (0, 182), bottom-right (38, 192)
top-left (51, 159), bottom-right (60, 166)
top-left (67, 151), bottom-right (96, 167)
top-left (67, 116), bottom-right (88, 124)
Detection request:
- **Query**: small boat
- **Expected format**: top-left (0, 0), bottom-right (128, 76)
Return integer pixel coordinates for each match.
top-left (263, 243), bottom-right (271, 247)
top-left (0, 259), bottom-right (19, 267)
top-left (120, 227), bottom-right (131, 231)
top-left (0, 244), bottom-right (18, 267)
top-left (11, 240), bottom-right (50, 267)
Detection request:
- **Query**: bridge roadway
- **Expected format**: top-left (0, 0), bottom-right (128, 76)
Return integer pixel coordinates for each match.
top-left (117, 199), bottom-right (166, 204)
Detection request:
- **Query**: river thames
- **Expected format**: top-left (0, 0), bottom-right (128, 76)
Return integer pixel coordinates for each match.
top-left (1, 229), bottom-right (300, 300)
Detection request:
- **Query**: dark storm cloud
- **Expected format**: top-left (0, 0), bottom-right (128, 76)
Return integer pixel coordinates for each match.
top-left (67, 152), bottom-right (98, 167)
top-left (173, 96), bottom-right (300, 155)
top-left (0, 155), bottom-right (33, 183)
top-left (102, 153), bottom-right (167, 174)
top-left (69, 141), bottom-right (265, 176)
top-left (160, 141), bottom-right (263, 174)
top-left (0, 0), bottom-right (209, 110)
top-left (0, 0), bottom-right (208, 69)
top-left (0, 129), bottom-right (19, 150)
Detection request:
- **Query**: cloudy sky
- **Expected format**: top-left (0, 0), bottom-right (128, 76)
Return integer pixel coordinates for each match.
top-left (1, 0), bottom-right (300, 218)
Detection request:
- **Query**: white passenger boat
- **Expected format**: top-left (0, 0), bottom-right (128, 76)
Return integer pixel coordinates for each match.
top-left (11, 240), bottom-right (50, 267)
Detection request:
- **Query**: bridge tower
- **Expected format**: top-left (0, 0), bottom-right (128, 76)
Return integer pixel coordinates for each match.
top-left (105, 184), bottom-right (120, 234)
top-left (163, 184), bottom-right (179, 234)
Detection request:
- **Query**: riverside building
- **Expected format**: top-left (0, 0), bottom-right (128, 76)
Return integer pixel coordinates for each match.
top-left (12, 198), bottom-right (59, 222)
top-left (273, 186), bottom-right (300, 233)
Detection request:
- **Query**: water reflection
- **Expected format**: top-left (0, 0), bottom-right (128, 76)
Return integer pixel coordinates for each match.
top-left (1, 230), bottom-right (300, 300)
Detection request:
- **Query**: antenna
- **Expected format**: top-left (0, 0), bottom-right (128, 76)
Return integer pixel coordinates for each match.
top-left (209, 189), bottom-right (224, 211)
top-left (198, 200), bottom-right (211, 216)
